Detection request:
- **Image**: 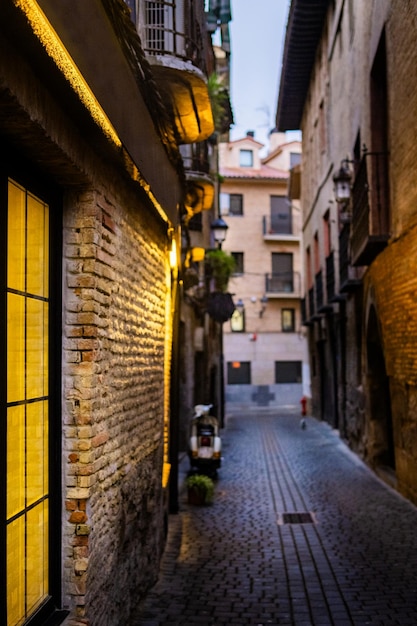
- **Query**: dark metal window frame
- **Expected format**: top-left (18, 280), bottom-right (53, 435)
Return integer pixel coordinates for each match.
top-left (231, 252), bottom-right (244, 275)
top-left (229, 194), bottom-right (243, 216)
top-left (227, 361), bottom-right (251, 384)
top-left (0, 145), bottom-right (65, 625)
top-left (275, 361), bottom-right (302, 384)
top-left (281, 308), bottom-right (295, 332)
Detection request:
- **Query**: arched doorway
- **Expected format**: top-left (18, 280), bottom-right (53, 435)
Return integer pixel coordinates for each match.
top-left (366, 306), bottom-right (395, 470)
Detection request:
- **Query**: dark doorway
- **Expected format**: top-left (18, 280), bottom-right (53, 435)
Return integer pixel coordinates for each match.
top-left (366, 306), bottom-right (395, 470)
top-left (318, 338), bottom-right (336, 427)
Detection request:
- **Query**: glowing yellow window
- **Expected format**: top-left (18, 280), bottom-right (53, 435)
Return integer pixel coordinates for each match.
top-left (6, 180), bottom-right (50, 626)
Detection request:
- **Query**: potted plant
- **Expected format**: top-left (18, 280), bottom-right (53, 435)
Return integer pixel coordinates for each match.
top-left (186, 474), bottom-right (214, 505)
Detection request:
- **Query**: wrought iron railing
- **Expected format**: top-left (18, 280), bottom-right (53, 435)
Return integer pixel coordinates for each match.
top-left (137, 0), bottom-right (208, 73)
top-left (301, 297), bottom-right (307, 324)
top-left (265, 272), bottom-right (301, 295)
top-left (326, 250), bottom-right (335, 302)
top-left (339, 223), bottom-right (350, 288)
top-left (350, 150), bottom-right (390, 265)
top-left (339, 222), bottom-right (362, 292)
top-left (262, 215), bottom-right (293, 236)
top-left (308, 286), bottom-right (315, 319)
top-left (315, 270), bottom-right (323, 311)
top-left (180, 142), bottom-right (210, 173)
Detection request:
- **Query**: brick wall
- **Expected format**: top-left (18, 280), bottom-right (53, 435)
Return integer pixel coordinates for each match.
top-left (367, 228), bottom-right (417, 505)
top-left (62, 185), bottom-right (170, 625)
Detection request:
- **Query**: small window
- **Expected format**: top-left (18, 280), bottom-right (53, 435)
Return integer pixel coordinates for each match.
top-left (219, 192), bottom-right (230, 215)
top-left (290, 152), bottom-right (301, 168)
top-left (188, 212), bottom-right (202, 232)
top-left (231, 252), bottom-right (244, 275)
top-left (275, 361), bottom-right (302, 383)
top-left (229, 194), bottom-right (243, 216)
top-left (227, 361), bottom-right (251, 384)
top-left (239, 150), bottom-right (253, 167)
top-left (282, 309), bottom-right (295, 332)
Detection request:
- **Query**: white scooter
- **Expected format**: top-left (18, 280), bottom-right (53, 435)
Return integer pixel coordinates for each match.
top-left (188, 404), bottom-right (222, 476)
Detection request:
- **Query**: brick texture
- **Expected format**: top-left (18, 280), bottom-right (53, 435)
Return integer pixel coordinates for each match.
top-left (62, 186), bottom-right (169, 625)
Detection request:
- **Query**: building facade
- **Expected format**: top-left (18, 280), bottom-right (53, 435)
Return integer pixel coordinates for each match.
top-left (0, 1), bottom-right (220, 624)
top-left (219, 132), bottom-right (309, 410)
top-left (277, 0), bottom-right (417, 505)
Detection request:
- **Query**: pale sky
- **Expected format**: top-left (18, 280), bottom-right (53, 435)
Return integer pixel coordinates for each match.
top-left (228, 0), bottom-right (292, 148)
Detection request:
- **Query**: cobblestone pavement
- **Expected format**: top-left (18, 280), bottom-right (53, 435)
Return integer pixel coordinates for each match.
top-left (133, 411), bottom-right (417, 625)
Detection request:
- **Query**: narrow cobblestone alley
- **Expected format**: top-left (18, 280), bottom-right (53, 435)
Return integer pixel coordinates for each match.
top-left (134, 411), bottom-right (417, 626)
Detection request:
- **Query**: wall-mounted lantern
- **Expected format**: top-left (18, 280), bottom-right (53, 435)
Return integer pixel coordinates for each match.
top-left (259, 294), bottom-right (268, 318)
top-left (333, 160), bottom-right (352, 204)
top-left (210, 217), bottom-right (229, 249)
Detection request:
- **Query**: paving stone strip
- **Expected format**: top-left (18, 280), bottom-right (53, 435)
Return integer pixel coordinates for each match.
top-left (133, 413), bottom-right (417, 626)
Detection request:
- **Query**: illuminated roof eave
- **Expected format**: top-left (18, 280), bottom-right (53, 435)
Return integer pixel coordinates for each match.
top-left (15, 0), bottom-right (184, 225)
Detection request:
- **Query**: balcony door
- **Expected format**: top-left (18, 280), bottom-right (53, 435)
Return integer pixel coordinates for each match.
top-left (270, 196), bottom-right (291, 234)
top-left (271, 252), bottom-right (293, 292)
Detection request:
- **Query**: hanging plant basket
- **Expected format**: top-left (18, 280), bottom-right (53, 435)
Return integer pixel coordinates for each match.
top-left (207, 291), bottom-right (235, 323)
top-left (205, 249), bottom-right (235, 292)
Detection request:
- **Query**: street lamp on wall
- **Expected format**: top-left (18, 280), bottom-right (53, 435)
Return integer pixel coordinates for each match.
top-left (259, 294), bottom-right (268, 318)
top-left (333, 160), bottom-right (352, 204)
top-left (210, 217), bottom-right (229, 249)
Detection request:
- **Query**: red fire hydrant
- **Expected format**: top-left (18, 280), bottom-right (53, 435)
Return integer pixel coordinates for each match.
top-left (300, 396), bottom-right (307, 416)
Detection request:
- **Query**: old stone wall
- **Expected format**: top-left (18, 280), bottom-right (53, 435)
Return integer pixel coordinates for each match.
top-left (62, 183), bottom-right (170, 624)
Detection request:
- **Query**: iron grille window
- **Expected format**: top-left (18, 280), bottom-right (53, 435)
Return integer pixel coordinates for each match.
top-left (145, 1), bottom-right (166, 51)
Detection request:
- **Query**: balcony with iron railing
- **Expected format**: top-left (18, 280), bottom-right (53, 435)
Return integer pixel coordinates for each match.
top-left (265, 272), bottom-right (301, 298)
top-left (308, 286), bottom-right (315, 320)
top-left (130, 0), bottom-right (215, 143)
top-left (315, 269), bottom-right (323, 311)
top-left (339, 223), bottom-right (363, 292)
top-left (262, 215), bottom-right (299, 242)
top-left (350, 151), bottom-right (390, 266)
top-left (300, 296), bottom-right (313, 326)
top-left (181, 142), bottom-right (214, 220)
top-left (326, 251), bottom-right (335, 303)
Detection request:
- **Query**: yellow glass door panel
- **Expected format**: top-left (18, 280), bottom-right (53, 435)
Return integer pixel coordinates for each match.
top-left (26, 401), bottom-right (48, 506)
top-left (27, 193), bottom-right (49, 298)
top-left (6, 179), bottom-right (51, 625)
top-left (7, 517), bottom-right (25, 626)
top-left (26, 298), bottom-right (48, 400)
top-left (7, 293), bottom-right (25, 404)
top-left (6, 405), bottom-right (25, 519)
top-left (26, 504), bottom-right (48, 615)
top-left (7, 181), bottom-right (26, 293)
top-left (43, 303), bottom-right (49, 397)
